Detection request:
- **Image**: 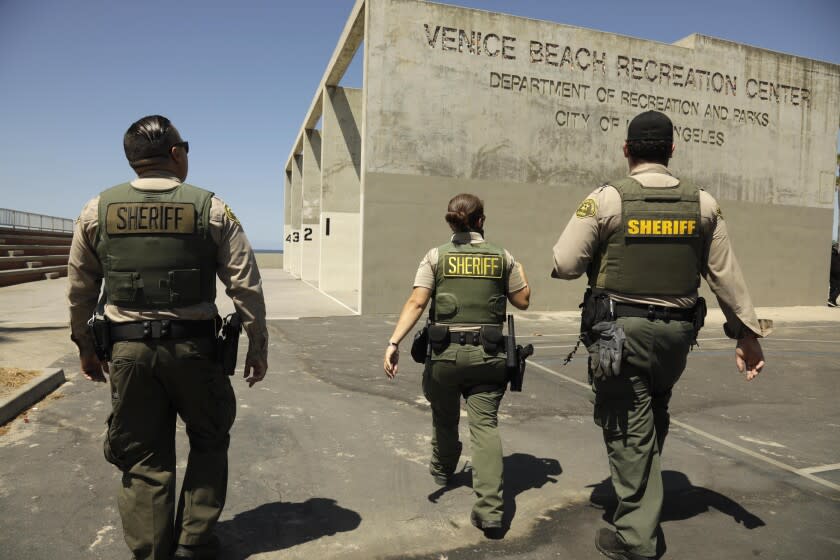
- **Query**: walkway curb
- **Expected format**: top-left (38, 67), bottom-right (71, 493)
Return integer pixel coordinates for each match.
top-left (0, 368), bottom-right (65, 426)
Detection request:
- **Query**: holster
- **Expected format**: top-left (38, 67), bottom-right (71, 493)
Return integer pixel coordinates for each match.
top-left (410, 322), bottom-right (429, 364)
top-left (580, 288), bottom-right (613, 347)
top-left (692, 296), bottom-right (707, 344)
top-left (88, 315), bottom-right (111, 362)
top-left (217, 313), bottom-right (242, 376)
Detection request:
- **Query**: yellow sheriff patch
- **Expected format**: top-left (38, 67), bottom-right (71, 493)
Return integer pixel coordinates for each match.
top-left (224, 204), bottom-right (240, 226)
top-left (444, 253), bottom-right (504, 279)
top-left (575, 198), bottom-right (597, 219)
top-left (625, 218), bottom-right (699, 237)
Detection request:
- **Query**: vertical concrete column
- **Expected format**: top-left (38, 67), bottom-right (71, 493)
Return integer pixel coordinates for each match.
top-left (289, 155), bottom-right (303, 278)
top-left (301, 129), bottom-right (322, 285)
top-left (283, 170), bottom-right (292, 272)
top-left (320, 86), bottom-right (363, 310)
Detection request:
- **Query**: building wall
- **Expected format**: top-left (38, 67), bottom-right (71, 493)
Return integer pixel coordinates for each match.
top-left (302, 129), bottom-right (322, 284)
top-left (321, 86), bottom-right (363, 310)
top-left (283, 171), bottom-right (292, 273)
top-left (288, 155), bottom-right (303, 277)
top-left (360, 0), bottom-right (840, 313)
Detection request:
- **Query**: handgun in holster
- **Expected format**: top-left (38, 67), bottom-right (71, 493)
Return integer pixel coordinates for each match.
top-left (87, 290), bottom-right (111, 362)
top-left (505, 314), bottom-right (534, 392)
top-left (691, 297), bottom-right (707, 347)
top-left (217, 313), bottom-right (242, 376)
top-left (88, 314), bottom-right (112, 362)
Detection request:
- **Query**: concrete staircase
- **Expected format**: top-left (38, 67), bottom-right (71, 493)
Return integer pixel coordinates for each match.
top-left (0, 228), bottom-right (72, 287)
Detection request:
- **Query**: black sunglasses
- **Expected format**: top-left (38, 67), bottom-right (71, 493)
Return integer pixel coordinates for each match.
top-left (171, 141), bottom-right (189, 154)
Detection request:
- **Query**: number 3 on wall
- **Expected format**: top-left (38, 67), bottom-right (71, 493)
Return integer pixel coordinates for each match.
top-left (285, 228), bottom-right (313, 243)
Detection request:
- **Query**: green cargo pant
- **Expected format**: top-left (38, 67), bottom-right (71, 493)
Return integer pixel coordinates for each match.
top-left (105, 336), bottom-right (236, 560)
top-left (590, 316), bottom-right (694, 558)
top-left (424, 343), bottom-right (507, 523)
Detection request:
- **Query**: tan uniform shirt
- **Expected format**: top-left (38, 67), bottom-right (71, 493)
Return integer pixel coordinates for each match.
top-left (552, 163), bottom-right (769, 338)
top-left (67, 175), bottom-right (269, 363)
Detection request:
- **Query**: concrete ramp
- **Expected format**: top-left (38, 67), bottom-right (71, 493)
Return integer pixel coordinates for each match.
top-left (217, 268), bottom-right (357, 320)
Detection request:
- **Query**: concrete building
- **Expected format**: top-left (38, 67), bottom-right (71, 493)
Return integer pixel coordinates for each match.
top-left (284, 0), bottom-right (840, 314)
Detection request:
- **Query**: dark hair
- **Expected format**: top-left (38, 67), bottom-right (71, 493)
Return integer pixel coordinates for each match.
top-left (445, 193), bottom-right (484, 232)
top-left (123, 115), bottom-right (182, 164)
top-left (626, 139), bottom-right (671, 165)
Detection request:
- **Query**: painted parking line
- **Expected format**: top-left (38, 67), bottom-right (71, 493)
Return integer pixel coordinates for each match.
top-left (799, 463), bottom-right (840, 475)
top-left (528, 359), bottom-right (840, 494)
top-left (696, 337), bottom-right (840, 344)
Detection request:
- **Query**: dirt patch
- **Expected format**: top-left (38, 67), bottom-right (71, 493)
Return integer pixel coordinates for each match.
top-left (0, 367), bottom-right (41, 398)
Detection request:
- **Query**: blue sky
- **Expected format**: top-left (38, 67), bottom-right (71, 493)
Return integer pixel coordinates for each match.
top-left (1, 0), bottom-right (838, 248)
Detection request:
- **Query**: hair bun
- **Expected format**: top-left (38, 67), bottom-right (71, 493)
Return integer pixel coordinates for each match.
top-left (445, 193), bottom-right (484, 232)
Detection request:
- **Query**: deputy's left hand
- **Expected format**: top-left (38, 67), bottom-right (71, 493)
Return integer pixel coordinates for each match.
top-left (384, 345), bottom-right (399, 379)
top-left (736, 334), bottom-right (765, 381)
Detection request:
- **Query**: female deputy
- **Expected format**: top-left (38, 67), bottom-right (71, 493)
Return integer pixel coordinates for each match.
top-left (383, 193), bottom-right (531, 532)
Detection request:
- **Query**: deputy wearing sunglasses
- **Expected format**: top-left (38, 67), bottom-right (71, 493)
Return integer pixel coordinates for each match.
top-left (67, 115), bottom-right (268, 560)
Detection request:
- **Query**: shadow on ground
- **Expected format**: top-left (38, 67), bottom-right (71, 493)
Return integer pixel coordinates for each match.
top-left (427, 452), bottom-right (563, 537)
top-left (216, 498), bottom-right (362, 559)
top-left (588, 470), bottom-right (765, 557)
top-left (0, 324), bottom-right (67, 345)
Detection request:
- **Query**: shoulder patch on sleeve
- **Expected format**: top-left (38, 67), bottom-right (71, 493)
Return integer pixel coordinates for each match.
top-left (714, 206), bottom-right (724, 221)
top-left (224, 204), bottom-right (240, 226)
top-left (575, 198), bottom-right (598, 219)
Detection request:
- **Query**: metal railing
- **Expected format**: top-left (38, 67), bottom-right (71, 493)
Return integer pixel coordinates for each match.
top-left (0, 208), bottom-right (74, 233)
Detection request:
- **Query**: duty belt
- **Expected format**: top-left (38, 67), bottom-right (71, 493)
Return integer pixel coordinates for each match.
top-left (613, 302), bottom-right (694, 322)
top-left (448, 331), bottom-right (511, 346)
top-left (109, 319), bottom-right (216, 342)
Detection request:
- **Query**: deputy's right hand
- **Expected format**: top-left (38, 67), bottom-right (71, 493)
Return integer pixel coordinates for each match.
top-left (735, 334), bottom-right (765, 381)
top-left (80, 352), bottom-right (108, 383)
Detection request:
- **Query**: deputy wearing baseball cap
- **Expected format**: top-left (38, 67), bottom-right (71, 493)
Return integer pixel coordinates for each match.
top-left (551, 110), bottom-right (770, 559)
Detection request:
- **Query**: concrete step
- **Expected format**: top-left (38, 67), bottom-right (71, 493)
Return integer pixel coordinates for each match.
top-left (0, 227), bottom-right (73, 239)
top-left (0, 265), bottom-right (68, 288)
top-left (0, 255), bottom-right (68, 271)
top-left (0, 245), bottom-right (71, 256)
top-left (44, 271), bottom-right (62, 280)
top-left (0, 234), bottom-right (72, 246)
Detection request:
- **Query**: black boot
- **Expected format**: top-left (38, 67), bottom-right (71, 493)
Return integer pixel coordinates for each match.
top-left (595, 528), bottom-right (653, 560)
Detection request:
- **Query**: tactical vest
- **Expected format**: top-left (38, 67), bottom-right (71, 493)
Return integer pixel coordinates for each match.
top-left (96, 182), bottom-right (217, 310)
top-left (589, 176), bottom-right (702, 297)
top-left (433, 240), bottom-right (507, 324)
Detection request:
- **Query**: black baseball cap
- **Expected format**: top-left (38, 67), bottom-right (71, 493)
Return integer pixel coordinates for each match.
top-left (626, 111), bottom-right (673, 142)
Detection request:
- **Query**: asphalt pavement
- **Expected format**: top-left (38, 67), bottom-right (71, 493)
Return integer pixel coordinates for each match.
top-left (0, 271), bottom-right (838, 559)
